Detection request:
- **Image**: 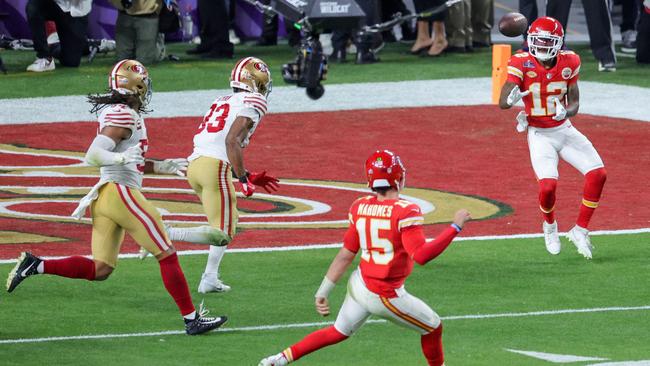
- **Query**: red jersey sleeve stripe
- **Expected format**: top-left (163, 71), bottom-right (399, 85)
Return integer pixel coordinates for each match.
top-left (104, 120), bottom-right (135, 126)
top-left (245, 101), bottom-right (267, 113)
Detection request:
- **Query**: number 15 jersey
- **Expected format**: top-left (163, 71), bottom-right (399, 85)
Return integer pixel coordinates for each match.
top-left (189, 91), bottom-right (268, 163)
top-left (344, 195), bottom-right (425, 298)
top-left (507, 50), bottom-right (580, 129)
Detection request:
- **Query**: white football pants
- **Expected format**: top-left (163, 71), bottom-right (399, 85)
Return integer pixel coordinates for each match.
top-left (527, 120), bottom-right (604, 179)
top-left (333, 270), bottom-right (441, 336)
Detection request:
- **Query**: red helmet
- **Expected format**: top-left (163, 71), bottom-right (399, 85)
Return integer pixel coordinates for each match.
top-left (527, 17), bottom-right (564, 61)
top-left (365, 150), bottom-right (406, 190)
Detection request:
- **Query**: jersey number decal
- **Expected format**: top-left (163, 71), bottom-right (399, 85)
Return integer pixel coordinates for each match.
top-left (198, 104), bottom-right (230, 133)
top-left (529, 81), bottom-right (567, 116)
top-left (136, 139), bottom-right (148, 173)
top-left (356, 218), bottom-right (394, 265)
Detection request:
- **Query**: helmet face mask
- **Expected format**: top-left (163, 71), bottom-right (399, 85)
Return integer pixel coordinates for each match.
top-left (527, 17), bottom-right (564, 62)
top-left (230, 57), bottom-right (273, 97)
top-left (365, 150), bottom-right (407, 192)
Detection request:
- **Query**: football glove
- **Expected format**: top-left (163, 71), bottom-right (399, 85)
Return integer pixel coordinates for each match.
top-left (506, 86), bottom-right (531, 106)
top-left (116, 143), bottom-right (145, 165)
top-left (552, 98), bottom-right (567, 121)
top-left (153, 158), bottom-right (188, 176)
top-left (516, 111), bottom-right (529, 132)
top-left (238, 174), bottom-right (255, 197)
top-left (249, 171), bottom-right (280, 193)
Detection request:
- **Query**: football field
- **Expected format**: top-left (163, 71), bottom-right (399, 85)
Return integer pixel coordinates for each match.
top-left (1, 43), bottom-right (649, 365)
top-left (1, 233), bottom-right (650, 365)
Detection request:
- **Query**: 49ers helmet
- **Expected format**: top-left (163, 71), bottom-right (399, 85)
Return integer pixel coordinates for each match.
top-left (230, 57), bottom-right (272, 97)
top-left (109, 59), bottom-right (152, 106)
top-left (527, 17), bottom-right (564, 61)
top-left (365, 150), bottom-right (406, 190)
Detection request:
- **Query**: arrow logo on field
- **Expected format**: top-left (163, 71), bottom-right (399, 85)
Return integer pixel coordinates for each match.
top-left (505, 349), bottom-right (650, 365)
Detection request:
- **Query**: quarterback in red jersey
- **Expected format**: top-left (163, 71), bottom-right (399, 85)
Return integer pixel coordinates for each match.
top-left (499, 17), bottom-right (607, 259)
top-left (258, 150), bottom-right (471, 366)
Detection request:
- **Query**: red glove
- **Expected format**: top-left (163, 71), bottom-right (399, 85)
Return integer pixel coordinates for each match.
top-left (248, 171), bottom-right (280, 193)
top-left (238, 174), bottom-right (256, 197)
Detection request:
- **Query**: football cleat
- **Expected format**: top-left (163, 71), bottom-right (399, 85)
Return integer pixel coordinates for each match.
top-left (185, 303), bottom-right (228, 335)
top-left (259, 353), bottom-right (289, 366)
top-left (138, 247), bottom-right (151, 260)
top-left (198, 273), bottom-right (231, 294)
top-left (26, 57), bottom-right (55, 72)
top-left (543, 221), bottom-right (561, 255)
top-left (6, 252), bottom-right (42, 293)
top-left (567, 225), bottom-right (594, 259)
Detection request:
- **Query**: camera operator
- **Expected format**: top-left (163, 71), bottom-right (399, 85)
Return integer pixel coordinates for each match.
top-left (25, 0), bottom-right (92, 72)
top-left (110, 0), bottom-right (164, 65)
top-left (330, 0), bottom-right (382, 64)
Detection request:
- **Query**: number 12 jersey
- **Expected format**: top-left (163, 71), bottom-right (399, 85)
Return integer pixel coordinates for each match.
top-left (507, 50), bottom-right (581, 128)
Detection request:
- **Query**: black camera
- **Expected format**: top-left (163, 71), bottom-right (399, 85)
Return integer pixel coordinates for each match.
top-left (121, 0), bottom-right (134, 9)
top-left (282, 35), bottom-right (328, 100)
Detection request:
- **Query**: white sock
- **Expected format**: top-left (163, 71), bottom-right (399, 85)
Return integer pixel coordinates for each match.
top-left (204, 245), bottom-right (227, 275)
top-left (183, 311), bottom-right (197, 321)
top-left (168, 225), bottom-right (230, 246)
top-left (37, 262), bottom-right (45, 274)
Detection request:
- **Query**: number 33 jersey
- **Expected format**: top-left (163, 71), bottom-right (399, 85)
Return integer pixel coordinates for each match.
top-left (189, 92), bottom-right (268, 163)
top-left (343, 195), bottom-right (425, 297)
top-left (507, 50), bottom-right (581, 128)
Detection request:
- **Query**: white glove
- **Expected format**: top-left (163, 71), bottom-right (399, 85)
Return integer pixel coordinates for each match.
top-left (644, 0), bottom-right (649, 8)
top-left (153, 158), bottom-right (188, 176)
top-left (516, 111), bottom-right (529, 132)
top-left (552, 98), bottom-right (567, 121)
top-left (506, 86), bottom-right (531, 106)
top-left (116, 144), bottom-right (144, 165)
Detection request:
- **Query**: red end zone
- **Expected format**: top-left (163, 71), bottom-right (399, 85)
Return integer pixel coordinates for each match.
top-left (0, 105), bottom-right (648, 259)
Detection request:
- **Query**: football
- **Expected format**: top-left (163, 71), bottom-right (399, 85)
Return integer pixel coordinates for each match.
top-left (498, 12), bottom-right (528, 37)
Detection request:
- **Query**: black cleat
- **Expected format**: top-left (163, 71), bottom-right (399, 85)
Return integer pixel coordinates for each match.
top-left (6, 252), bottom-right (41, 293)
top-left (185, 302), bottom-right (228, 335)
top-left (185, 314), bottom-right (228, 335)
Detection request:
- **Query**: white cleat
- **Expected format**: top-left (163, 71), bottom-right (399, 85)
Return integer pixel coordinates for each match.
top-left (198, 273), bottom-right (231, 294)
top-left (543, 221), bottom-right (561, 255)
top-left (26, 58), bottom-right (55, 72)
top-left (567, 225), bottom-right (594, 259)
top-left (259, 353), bottom-right (288, 366)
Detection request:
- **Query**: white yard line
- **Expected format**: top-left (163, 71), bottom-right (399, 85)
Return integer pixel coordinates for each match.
top-left (1, 79), bottom-right (649, 124)
top-left (0, 227), bottom-right (648, 265)
top-left (1, 305), bottom-right (649, 345)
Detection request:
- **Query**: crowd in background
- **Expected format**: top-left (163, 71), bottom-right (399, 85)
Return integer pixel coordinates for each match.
top-left (5, 0), bottom-right (650, 73)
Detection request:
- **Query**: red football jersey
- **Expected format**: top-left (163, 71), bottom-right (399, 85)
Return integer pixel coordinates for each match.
top-left (507, 50), bottom-right (581, 128)
top-left (343, 195), bottom-right (425, 298)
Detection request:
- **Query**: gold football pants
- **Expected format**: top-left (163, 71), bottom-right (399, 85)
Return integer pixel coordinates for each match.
top-left (187, 156), bottom-right (238, 238)
top-left (90, 183), bottom-right (171, 267)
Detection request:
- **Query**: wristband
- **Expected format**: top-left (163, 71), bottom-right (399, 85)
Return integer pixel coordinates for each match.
top-left (315, 276), bottom-right (336, 299)
top-left (451, 223), bottom-right (462, 233)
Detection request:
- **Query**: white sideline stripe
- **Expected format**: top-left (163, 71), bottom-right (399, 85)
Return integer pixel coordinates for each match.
top-left (1, 79), bottom-right (649, 124)
top-left (1, 227), bottom-right (649, 265)
top-left (1, 305), bottom-right (649, 345)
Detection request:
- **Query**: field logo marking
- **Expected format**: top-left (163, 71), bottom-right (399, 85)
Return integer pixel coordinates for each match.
top-left (506, 349), bottom-right (650, 365)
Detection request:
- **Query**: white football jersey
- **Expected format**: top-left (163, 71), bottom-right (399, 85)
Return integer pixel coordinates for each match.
top-left (188, 91), bottom-right (268, 163)
top-left (97, 104), bottom-right (148, 189)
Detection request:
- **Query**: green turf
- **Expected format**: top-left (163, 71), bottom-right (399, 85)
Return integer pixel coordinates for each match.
top-left (1, 233), bottom-right (649, 365)
top-left (0, 42), bottom-right (648, 99)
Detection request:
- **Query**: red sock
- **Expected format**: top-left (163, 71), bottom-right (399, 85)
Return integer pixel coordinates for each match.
top-left (43, 256), bottom-right (96, 280)
top-left (159, 253), bottom-right (195, 317)
top-left (421, 324), bottom-right (444, 366)
top-left (538, 178), bottom-right (557, 224)
top-left (284, 326), bottom-right (348, 362)
top-left (577, 168), bottom-right (607, 229)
